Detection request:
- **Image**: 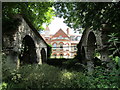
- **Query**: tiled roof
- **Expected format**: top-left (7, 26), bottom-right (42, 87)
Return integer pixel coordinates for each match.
top-left (52, 29), bottom-right (69, 38)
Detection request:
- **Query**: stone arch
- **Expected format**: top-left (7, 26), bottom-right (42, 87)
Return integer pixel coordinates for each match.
top-left (19, 35), bottom-right (38, 64)
top-left (81, 46), bottom-right (85, 58)
top-left (81, 46), bottom-right (87, 65)
top-left (41, 48), bottom-right (47, 63)
top-left (85, 31), bottom-right (97, 73)
top-left (86, 32), bottom-right (97, 60)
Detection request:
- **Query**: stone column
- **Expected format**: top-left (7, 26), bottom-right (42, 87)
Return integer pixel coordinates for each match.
top-left (87, 59), bottom-right (94, 74)
top-left (13, 46), bottom-right (21, 69)
top-left (86, 49), bottom-right (94, 74)
top-left (5, 51), bottom-right (19, 69)
top-left (100, 50), bottom-right (110, 61)
top-left (36, 48), bottom-right (42, 64)
top-left (100, 49), bottom-right (112, 68)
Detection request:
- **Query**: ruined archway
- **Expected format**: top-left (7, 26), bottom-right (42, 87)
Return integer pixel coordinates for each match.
top-left (86, 32), bottom-right (97, 73)
top-left (19, 35), bottom-right (37, 64)
top-left (81, 46), bottom-right (87, 65)
top-left (41, 48), bottom-right (47, 63)
top-left (86, 32), bottom-right (97, 60)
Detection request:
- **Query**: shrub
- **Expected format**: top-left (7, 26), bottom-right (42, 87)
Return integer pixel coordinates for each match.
top-left (85, 64), bottom-right (120, 88)
top-left (2, 54), bottom-right (119, 89)
top-left (2, 63), bottom-right (89, 89)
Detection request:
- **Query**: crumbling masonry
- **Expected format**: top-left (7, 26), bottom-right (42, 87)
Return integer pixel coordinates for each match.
top-left (2, 15), bottom-right (48, 68)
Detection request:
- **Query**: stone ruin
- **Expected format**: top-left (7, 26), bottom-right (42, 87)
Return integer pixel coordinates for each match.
top-left (2, 15), bottom-right (49, 68)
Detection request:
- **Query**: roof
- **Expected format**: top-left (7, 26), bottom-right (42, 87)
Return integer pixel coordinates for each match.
top-left (52, 29), bottom-right (69, 38)
top-left (15, 14), bottom-right (49, 46)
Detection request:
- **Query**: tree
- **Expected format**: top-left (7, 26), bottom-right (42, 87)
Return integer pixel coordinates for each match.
top-left (2, 2), bottom-right (55, 32)
top-left (54, 2), bottom-right (120, 32)
top-left (54, 2), bottom-right (120, 56)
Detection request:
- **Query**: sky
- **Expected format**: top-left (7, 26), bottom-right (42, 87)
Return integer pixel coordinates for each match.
top-left (41, 17), bottom-right (81, 35)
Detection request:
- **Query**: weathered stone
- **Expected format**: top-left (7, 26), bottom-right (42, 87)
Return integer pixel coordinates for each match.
top-left (2, 15), bottom-right (48, 68)
top-left (77, 28), bottom-right (111, 72)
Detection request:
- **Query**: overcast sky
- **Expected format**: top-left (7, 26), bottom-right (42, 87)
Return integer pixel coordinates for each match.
top-left (42, 17), bottom-right (81, 35)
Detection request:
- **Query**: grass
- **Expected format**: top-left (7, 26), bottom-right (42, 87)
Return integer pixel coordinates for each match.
top-left (2, 55), bottom-right (120, 89)
top-left (2, 64), bottom-right (89, 89)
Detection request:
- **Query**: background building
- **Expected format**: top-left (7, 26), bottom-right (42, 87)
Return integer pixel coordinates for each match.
top-left (41, 27), bottom-right (81, 58)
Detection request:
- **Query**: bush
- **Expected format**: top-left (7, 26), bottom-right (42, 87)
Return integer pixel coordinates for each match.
top-left (2, 63), bottom-right (90, 89)
top-left (63, 59), bottom-right (86, 72)
top-left (2, 54), bottom-right (120, 89)
top-left (88, 66), bottom-right (119, 88)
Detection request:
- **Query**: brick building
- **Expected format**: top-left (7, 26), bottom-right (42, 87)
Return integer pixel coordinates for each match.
top-left (41, 27), bottom-right (81, 58)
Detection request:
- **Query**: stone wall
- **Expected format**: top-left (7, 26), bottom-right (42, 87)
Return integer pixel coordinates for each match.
top-left (77, 29), bottom-right (110, 73)
top-left (78, 28), bottom-right (110, 61)
top-left (3, 15), bottom-right (48, 68)
top-left (77, 28), bottom-right (110, 72)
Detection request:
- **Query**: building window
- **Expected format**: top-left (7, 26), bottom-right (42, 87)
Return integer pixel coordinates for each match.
top-left (60, 54), bottom-right (63, 58)
top-left (70, 36), bottom-right (75, 41)
top-left (77, 36), bottom-right (81, 41)
top-left (66, 43), bottom-right (69, 51)
top-left (60, 43), bottom-right (63, 50)
top-left (59, 35), bottom-right (62, 39)
top-left (53, 43), bottom-right (57, 49)
top-left (60, 45), bottom-right (63, 49)
top-left (75, 37), bottom-right (78, 41)
top-left (66, 54), bottom-right (69, 58)
top-left (74, 46), bottom-right (77, 50)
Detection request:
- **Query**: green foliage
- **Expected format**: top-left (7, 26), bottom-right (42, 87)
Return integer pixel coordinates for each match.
top-left (54, 2), bottom-right (120, 32)
top-left (2, 2), bottom-right (55, 32)
top-left (86, 66), bottom-right (119, 88)
top-left (108, 32), bottom-right (120, 74)
top-left (2, 61), bottom-right (119, 89)
top-left (62, 59), bottom-right (85, 71)
top-left (2, 64), bottom-right (83, 89)
top-left (0, 82), bottom-right (8, 90)
top-left (2, 53), bottom-right (119, 89)
top-left (108, 33), bottom-right (120, 57)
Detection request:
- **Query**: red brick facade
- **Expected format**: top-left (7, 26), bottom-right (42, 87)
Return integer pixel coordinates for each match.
top-left (41, 27), bottom-right (81, 58)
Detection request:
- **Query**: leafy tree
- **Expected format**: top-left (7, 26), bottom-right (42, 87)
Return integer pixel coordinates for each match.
top-left (54, 2), bottom-right (120, 57)
top-left (54, 2), bottom-right (120, 32)
top-left (2, 2), bottom-right (55, 32)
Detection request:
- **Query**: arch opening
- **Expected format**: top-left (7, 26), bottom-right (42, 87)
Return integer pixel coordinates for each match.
top-left (87, 32), bottom-right (97, 60)
top-left (81, 46), bottom-right (87, 65)
top-left (19, 35), bottom-right (37, 64)
top-left (41, 48), bottom-right (47, 63)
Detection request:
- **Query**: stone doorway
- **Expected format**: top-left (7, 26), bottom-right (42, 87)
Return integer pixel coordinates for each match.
top-left (19, 35), bottom-right (37, 64)
top-left (41, 48), bottom-right (47, 63)
top-left (87, 32), bottom-right (97, 60)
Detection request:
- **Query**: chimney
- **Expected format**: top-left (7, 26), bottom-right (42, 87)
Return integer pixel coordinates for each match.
top-left (66, 28), bottom-right (69, 35)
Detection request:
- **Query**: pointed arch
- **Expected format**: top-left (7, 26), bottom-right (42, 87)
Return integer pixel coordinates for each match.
top-left (19, 35), bottom-right (37, 64)
top-left (41, 48), bottom-right (47, 63)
